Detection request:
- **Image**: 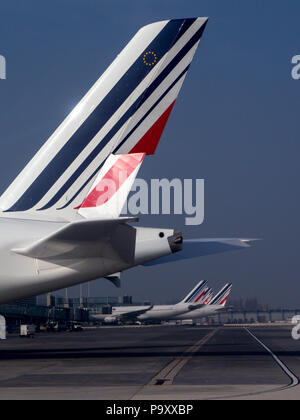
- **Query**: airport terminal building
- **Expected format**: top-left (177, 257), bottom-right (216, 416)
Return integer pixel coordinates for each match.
top-left (1, 291), bottom-right (300, 329)
top-left (0, 294), bottom-right (139, 329)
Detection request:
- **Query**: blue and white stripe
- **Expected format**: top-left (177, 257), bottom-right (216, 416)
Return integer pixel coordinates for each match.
top-left (210, 284), bottom-right (232, 305)
top-left (183, 280), bottom-right (208, 303)
top-left (0, 18), bottom-right (208, 215)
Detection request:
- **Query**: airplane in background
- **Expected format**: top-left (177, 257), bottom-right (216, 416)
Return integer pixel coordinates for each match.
top-left (93, 282), bottom-right (232, 324)
top-left (0, 18), bottom-right (253, 305)
top-left (93, 279), bottom-right (210, 323)
top-left (172, 283), bottom-right (233, 321)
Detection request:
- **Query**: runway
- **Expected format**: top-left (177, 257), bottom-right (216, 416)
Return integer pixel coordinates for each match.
top-left (0, 325), bottom-right (299, 400)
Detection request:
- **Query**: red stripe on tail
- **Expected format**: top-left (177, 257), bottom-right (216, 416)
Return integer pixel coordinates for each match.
top-left (76, 153), bottom-right (145, 209)
top-left (219, 296), bottom-right (229, 306)
top-left (130, 101), bottom-right (176, 155)
top-left (194, 290), bottom-right (207, 303)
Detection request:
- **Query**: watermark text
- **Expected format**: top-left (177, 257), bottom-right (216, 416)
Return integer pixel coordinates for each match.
top-left (0, 55), bottom-right (6, 80)
top-left (291, 55), bottom-right (300, 80)
top-left (291, 315), bottom-right (300, 340)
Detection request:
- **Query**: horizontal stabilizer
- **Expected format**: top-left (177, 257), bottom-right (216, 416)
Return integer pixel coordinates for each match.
top-left (144, 238), bottom-right (255, 266)
top-left (12, 217), bottom-right (137, 259)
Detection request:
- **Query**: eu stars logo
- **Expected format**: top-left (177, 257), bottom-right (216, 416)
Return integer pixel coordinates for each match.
top-left (143, 51), bottom-right (158, 67)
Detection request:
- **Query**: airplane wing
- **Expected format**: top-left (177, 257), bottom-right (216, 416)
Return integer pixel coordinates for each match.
top-left (188, 303), bottom-right (205, 311)
top-left (116, 306), bottom-right (153, 321)
top-left (144, 238), bottom-right (257, 266)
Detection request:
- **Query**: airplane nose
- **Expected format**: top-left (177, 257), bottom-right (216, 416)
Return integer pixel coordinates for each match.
top-left (168, 230), bottom-right (183, 253)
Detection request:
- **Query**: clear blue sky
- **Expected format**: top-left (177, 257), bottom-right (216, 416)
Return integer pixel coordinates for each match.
top-left (0, 0), bottom-right (299, 307)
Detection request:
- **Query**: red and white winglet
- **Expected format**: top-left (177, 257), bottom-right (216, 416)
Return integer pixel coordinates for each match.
top-left (76, 153), bottom-right (145, 219)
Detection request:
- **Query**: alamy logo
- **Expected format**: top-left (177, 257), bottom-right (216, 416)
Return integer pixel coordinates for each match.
top-left (291, 55), bottom-right (300, 80)
top-left (123, 178), bottom-right (204, 226)
top-left (0, 315), bottom-right (6, 340)
top-left (291, 315), bottom-right (300, 340)
top-left (0, 55), bottom-right (6, 79)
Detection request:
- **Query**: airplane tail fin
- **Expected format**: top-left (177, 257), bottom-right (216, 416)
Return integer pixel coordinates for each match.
top-left (179, 280), bottom-right (208, 304)
top-left (0, 18), bottom-right (208, 220)
top-left (193, 285), bottom-right (210, 304)
top-left (203, 289), bottom-right (214, 304)
top-left (201, 287), bottom-right (213, 304)
top-left (209, 283), bottom-right (232, 307)
top-left (190, 286), bottom-right (212, 305)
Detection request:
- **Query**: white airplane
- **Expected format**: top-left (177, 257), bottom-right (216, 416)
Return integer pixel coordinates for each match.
top-left (93, 280), bottom-right (210, 323)
top-left (172, 283), bottom-right (233, 321)
top-left (93, 281), bottom-right (232, 324)
top-left (0, 18), bottom-right (252, 305)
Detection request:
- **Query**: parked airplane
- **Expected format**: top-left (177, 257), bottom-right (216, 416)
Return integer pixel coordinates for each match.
top-left (93, 282), bottom-right (232, 324)
top-left (0, 18), bottom-right (252, 305)
top-left (93, 280), bottom-right (210, 323)
top-left (172, 283), bottom-right (233, 321)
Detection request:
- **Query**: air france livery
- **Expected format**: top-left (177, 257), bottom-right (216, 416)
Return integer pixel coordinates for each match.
top-left (0, 18), bottom-right (252, 304)
top-left (94, 280), bottom-right (210, 323)
top-left (94, 282), bottom-right (232, 324)
top-left (173, 283), bottom-right (233, 320)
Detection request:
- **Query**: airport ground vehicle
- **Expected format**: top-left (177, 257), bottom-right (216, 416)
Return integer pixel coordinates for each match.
top-left (20, 324), bottom-right (36, 337)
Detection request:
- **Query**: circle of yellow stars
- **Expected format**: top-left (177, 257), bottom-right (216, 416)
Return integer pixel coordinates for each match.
top-left (143, 51), bottom-right (158, 67)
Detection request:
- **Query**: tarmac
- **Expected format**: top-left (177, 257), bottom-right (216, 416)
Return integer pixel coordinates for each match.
top-left (0, 324), bottom-right (299, 400)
